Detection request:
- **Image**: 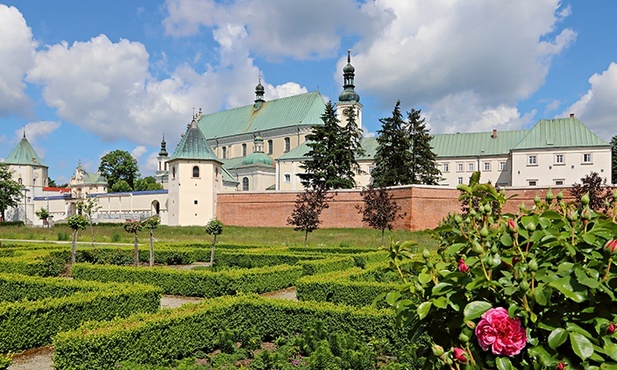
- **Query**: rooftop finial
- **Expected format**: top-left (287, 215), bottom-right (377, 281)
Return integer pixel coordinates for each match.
top-left (254, 73), bottom-right (265, 105)
top-left (23, 127), bottom-right (26, 138)
top-left (338, 50), bottom-right (360, 103)
top-left (347, 49), bottom-right (351, 63)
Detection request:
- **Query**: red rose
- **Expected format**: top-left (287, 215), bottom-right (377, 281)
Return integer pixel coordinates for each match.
top-left (475, 307), bottom-right (527, 356)
top-left (452, 347), bottom-right (467, 363)
top-left (458, 259), bottom-right (470, 273)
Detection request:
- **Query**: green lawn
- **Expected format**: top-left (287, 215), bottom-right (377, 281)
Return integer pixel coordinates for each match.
top-left (0, 223), bottom-right (436, 249)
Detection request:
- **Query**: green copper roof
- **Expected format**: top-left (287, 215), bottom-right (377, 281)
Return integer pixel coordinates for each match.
top-left (431, 130), bottom-right (528, 157)
top-left (512, 117), bottom-right (609, 150)
top-left (5, 136), bottom-right (47, 167)
top-left (198, 91), bottom-right (326, 140)
top-left (83, 172), bottom-right (107, 185)
top-left (221, 167), bottom-right (239, 185)
top-left (170, 122), bottom-right (221, 162)
top-left (241, 152), bottom-right (274, 167)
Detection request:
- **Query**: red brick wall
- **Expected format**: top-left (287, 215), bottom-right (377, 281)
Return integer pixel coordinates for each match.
top-left (216, 186), bottom-right (574, 231)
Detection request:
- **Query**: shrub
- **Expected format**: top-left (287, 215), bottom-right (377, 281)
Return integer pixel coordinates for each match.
top-left (57, 231), bottom-right (70, 241)
top-left (0, 354), bottom-right (11, 370)
top-left (386, 182), bottom-right (617, 368)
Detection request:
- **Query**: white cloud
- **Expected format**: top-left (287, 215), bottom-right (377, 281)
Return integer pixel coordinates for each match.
top-left (163, 0), bottom-right (392, 60)
top-left (131, 145), bottom-right (148, 160)
top-left (13, 121), bottom-right (61, 160)
top-left (564, 62), bottom-right (617, 141)
top-left (349, 0), bottom-right (575, 133)
top-left (144, 151), bottom-right (159, 176)
top-left (0, 5), bottom-right (35, 116)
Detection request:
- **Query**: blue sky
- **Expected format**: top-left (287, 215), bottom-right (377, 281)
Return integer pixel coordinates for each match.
top-left (1, 0), bottom-right (616, 185)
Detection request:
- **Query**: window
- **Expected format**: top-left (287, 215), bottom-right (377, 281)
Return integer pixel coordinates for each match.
top-left (194, 200), bottom-right (198, 205)
top-left (268, 140), bottom-right (273, 155)
top-left (528, 180), bottom-right (537, 186)
top-left (528, 155), bottom-right (537, 165)
top-left (284, 174), bottom-right (291, 183)
top-left (284, 137), bottom-right (290, 153)
top-left (18, 178), bottom-right (22, 185)
top-left (192, 166), bottom-right (199, 178)
top-left (583, 153), bottom-right (592, 163)
top-left (468, 163), bottom-right (474, 171)
top-left (483, 162), bottom-right (490, 171)
top-left (242, 143), bottom-right (247, 157)
top-left (443, 163), bottom-right (449, 172)
top-left (457, 163), bottom-right (464, 172)
top-left (222, 147), bottom-right (227, 159)
top-left (555, 180), bottom-right (564, 186)
top-left (500, 162), bottom-right (506, 171)
top-left (457, 177), bottom-right (463, 185)
top-left (172, 166), bottom-right (176, 179)
top-left (555, 154), bottom-right (563, 164)
top-left (368, 166), bottom-right (375, 174)
top-left (242, 177), bottom-right (249, 191)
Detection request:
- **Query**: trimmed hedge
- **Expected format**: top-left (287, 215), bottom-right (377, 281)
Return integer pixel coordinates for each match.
top-left (53, 295), bottom-right (410, 370)
top-left (0, 273), bottom-right (161, 352)
top-left (296, 266), bottom-right (401, 308)
top-left (297, 251), bottom-right (387, 275)
top-left (72, 263), bottom-right (303, 297)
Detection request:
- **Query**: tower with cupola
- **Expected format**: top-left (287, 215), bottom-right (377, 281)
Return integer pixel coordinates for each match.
top-left (336, 50), bottom-right (363, 130)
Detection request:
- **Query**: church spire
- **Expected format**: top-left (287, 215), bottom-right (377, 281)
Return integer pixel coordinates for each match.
top-left (159, 135), bottom-right (168, 157)
top-left (254, 74), bottom-right (265, 108)
top-left (338, 49), bottom-right (360, 103)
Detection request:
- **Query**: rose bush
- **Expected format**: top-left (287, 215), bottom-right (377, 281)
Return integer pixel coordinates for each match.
top-left (386, 176), bottom-right (617, 369)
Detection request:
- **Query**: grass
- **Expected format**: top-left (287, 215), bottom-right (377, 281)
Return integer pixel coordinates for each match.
top-left (0, 223), bottom-right (436, 249)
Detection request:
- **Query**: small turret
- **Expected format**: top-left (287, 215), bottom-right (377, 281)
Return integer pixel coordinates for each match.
top-left (159, 136), bottom-right (168, 157)
top-left (338, 50), bottom-right (360, 103)
top-left (254, 76), bottom-right (265, 109)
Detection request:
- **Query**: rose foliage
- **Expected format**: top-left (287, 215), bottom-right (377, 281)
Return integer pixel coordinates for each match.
top-left (386, 179), bottom-right (617, 369)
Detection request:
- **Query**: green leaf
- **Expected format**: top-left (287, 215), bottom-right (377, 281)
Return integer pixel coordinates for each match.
top-left (575, 267), bottom-right (600, 289)
top-left (534, 284), bottom-right (550, 306)
top-left (600, 363), bottom-right (617, 370)
top-left (496, 357), bottom-right (513, 370)
top-left (385, 291), bottom-right (401, 306)
top-left (605, 342), bottom-right (617, 361)
top-left (433, 296), bottom-right (448, 309)
top-left (418, 272), bottom-right (432, 285)
top-left (431, 282), bottom-right (452, 295)
top-left (549, 277), bottom-right (586, 303)
top-left (500, 233), bottom-right (513, 247)
top-left (548, 328), bottom-right (568, 350)
top-left (417, 301), bottom-right (432, 319)
top-left (463, 301), bottom-right (492, 321)
top-left (570, 332), bottom-right (594, 360)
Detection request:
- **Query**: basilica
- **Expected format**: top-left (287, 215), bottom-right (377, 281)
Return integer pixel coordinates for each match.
top-left (3, 53), bottom-right (612, 226)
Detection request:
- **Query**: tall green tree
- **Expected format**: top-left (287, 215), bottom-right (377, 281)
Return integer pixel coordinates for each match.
top-left (67, 214), bottom-right (87, 264)
top-left (407, 108), bottom-right (441, 185)
top-left (611, 135), bottom-right (617, 184)
top-left (134, 176), bottom-right (163, 191)
top-left (371, 101), bottom-right (414, 186)
top-left (299, 102), bottom-right (364, 190)
top-left (0, 163), bottom-right (22, 222)
top-left (99, 150), bottom-right (140, 191)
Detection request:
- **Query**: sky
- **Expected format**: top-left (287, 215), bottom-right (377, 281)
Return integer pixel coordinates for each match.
top-left (1, 0), bottom-right (617, 185)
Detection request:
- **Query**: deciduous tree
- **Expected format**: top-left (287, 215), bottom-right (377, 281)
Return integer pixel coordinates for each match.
top-left (143, 216), bottom-right (160, 267)
top-left (356, 185), bottom-right (403, 246)
top-left (99, 150), bottom-right (140, 191)
top-left (134, 176), bottom-right (163, 191)
top-left (0, 163), bottom-right (21, 222)
top-left (205, 218), bottom-right (223, 265)
top-left (67, 214), bottom-right (87, 264)
top-left (35, 207), bottom-right (50, 228)
top-left (571, 172), bottom-right (614, 213)
top-left (123, 219), bottom-right (143, 266)
top-left (287, 188), bottom-right (330, 246)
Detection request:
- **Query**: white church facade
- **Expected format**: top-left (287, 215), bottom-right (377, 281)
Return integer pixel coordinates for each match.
top-left (2, 54), bottom-right (612, 226)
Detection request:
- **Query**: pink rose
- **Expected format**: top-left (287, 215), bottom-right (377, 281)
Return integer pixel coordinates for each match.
top-left (475, 307), bottom-right (527, 356)
top-left (608, 323), bottom-right (616, 335)
top-left (556, 362), bottom-right (566, 370)
top-left (458, 259), bottom-right (470, 273)
top-left (507, 219), bottom-right (518, 234)
top-left (453, 347), bottom-right (467, 363)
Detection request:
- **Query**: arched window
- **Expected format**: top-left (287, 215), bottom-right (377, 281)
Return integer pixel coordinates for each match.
top-left (192, 166), bottom-right (200, 178)
top-left (267, 139), bottom-right (273, 154)
top-left (284, 137), bottom-right (290, 152)
top-left (242, 177), bottom-right (249, 191)
top-left (242, 143), bottom-right (247, 157)
top-left (18, 178), bottom-right (22, 185)
top-left (222, 147), bottom-right (227, 159)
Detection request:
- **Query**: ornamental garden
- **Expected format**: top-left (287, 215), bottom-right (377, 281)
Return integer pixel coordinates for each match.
top-left (1, 179), bottom-right (617, 369)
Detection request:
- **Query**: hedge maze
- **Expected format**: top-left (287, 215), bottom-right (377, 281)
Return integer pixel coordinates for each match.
top-left (0, 241), bottom-right (416, 368)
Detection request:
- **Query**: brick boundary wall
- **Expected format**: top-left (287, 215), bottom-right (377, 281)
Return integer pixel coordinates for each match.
top-left (216, 186), bottom-right (574, 231)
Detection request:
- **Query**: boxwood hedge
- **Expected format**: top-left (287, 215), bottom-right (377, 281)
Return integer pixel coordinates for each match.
top-left (53, 294), bottom-right (411, 370)
top-left (0, 273), bottom-right (161, 352)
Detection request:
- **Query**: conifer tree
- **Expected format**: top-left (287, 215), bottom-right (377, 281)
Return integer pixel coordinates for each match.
top-left (299, 102), bottom-right (363, 190)
top-left (372, 101), bottom-right (414, 186)
top-left (407, 108), bottom-right (441, 185)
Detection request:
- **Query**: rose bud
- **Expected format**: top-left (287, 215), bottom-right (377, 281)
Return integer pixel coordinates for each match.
top-left (604, 239), bottom-right (617, 254)
top-left (431, 344), bottom-right (444, 356)
top-left (458, 259), bottom-right (470, 273)
top-left (534, 195), bottom-right (541, 206)
top-left (546, 189), bottom-right (554, 202)
top-left (507, 219), bottom-right (518, 234)
top-left (557, 191), bottom-right (564, 201)
top-left (580, 207), bottom-right (592, 221)
top-left (452, 347), bottom-right (467, 363)
top-left (581, 192), bottom-right (590, 206)
top-left (607, 323), bottom-right (616, 335)
top-left (556, 362), bottom-right (566, 370)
